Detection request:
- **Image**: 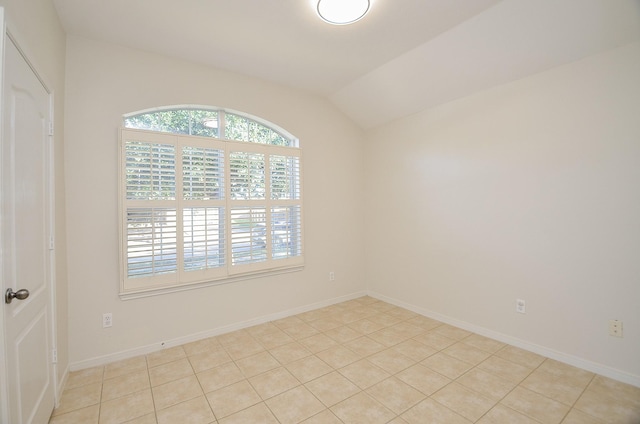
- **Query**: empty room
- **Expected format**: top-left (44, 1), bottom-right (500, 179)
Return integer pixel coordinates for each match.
top-left (0, 0), bottom-right (638, 423)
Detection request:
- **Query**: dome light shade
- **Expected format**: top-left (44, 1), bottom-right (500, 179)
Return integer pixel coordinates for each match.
top-left (316, 0), bottom-right (370, 25)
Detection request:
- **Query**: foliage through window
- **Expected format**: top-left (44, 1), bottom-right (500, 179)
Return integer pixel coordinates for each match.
top-left (120, 107), bottom-right (302, 297)
top-left (124, 108), bottom-right (294, 147)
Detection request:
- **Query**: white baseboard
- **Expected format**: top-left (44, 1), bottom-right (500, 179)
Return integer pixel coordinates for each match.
top-left (69, 288), bottom-right (639, 388)
top-left (69, 291), bottom-right (367, 372)
top-left (368, 291), bottom-right (640, 388)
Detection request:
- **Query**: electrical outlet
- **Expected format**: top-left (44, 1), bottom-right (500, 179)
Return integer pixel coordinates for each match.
top-left (609, 319), bottom-right (623, 338)
top-left (516, 299), bottom-right (526, 314)
top-left (329, 272), bottom-right (335, 281)
top-left (103, 313), bottom-right (113, 328)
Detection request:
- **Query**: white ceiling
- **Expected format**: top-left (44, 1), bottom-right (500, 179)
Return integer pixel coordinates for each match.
top-left (52, 0), bottom-right (640, 129)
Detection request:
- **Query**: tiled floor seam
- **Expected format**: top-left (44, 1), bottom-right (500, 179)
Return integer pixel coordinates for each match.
top-left (518, 357), bottom-right (596, 424)
top-left (97, 377), bottom-right (104, 424)
top-left (479, 352), bottom-right (544, 424)
top-left (558, 371), bottom-right (597, 423)
top-left (568, 373), bottom-right (605, 424)
top-left (426, 394), bottom-right (476, 423)
top-left (51, 297), bottom-right (640, 424)
top-left (191, 357), bottom-right (217, 423)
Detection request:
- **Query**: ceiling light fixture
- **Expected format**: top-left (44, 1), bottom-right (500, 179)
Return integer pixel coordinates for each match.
top-left (316, 0), bottom-right (370, 25)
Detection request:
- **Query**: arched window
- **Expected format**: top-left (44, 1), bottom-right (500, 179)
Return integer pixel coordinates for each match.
top-left (119, 106), bottom-right (302, 298)
top-left (124, 106), bottom-right (297, 146)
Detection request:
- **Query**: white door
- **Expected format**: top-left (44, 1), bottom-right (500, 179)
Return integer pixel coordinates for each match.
top-left (1, 31), bottom-right (55, 424)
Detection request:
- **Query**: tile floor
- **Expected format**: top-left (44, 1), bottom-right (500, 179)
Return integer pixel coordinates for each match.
top-left (49, 297), bottom-right (640, 424)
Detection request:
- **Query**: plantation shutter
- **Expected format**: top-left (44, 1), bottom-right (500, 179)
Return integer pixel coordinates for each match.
top-left (121, 131), bottom-right (178, 290)
top-left (120, 128), bottom-right (303, 296)
top-left (227, 142), bottom-right (303, 275)
top-left (180, 137), bottom-right (228, 283)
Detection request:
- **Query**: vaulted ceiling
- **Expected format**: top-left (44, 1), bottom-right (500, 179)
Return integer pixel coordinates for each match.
top-left (52, 0), bottom-right (640, 129)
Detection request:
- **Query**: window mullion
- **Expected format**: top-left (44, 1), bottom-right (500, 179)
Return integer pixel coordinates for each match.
top-left (224, 142), bottom-right (232, 275)
top-left (219, 110), bottom-right (226, 140)
top-left (121, 109), bottom-right (301, 297)
top-left (176, 137), bottom-right (185, 279)
top-left (265, 154), bottom-right (272, 261)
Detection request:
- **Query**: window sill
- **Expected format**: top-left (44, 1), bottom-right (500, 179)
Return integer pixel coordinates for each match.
top-left (119, 265), bottom-right (304, 301)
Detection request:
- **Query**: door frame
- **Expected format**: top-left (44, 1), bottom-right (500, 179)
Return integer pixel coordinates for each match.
top-left (0, 7), bottom-right (59, 422)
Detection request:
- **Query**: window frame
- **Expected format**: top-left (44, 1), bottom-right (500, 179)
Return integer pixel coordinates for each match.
top-left (122, 105), bottom-right (298, 148)
top-left (118, 109), bottom-right (303, 299)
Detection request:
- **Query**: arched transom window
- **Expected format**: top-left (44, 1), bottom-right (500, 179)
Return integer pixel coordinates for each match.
top-left (124, 107), bottom-right (297, 147)
top-left (120, 107), bottom-right (302, 298)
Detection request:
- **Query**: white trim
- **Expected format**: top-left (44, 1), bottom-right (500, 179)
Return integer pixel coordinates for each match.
top-left (122, 105), bottom-right (298, 146)
top-left (68, 287), bottom-right (640, 387)
top-left (0, 21), bottom-right (59, 421)
top-left (119, 128), bottom-right (304, 297)
top-left (47, 89), bottom-right (61, 406)
top-left (0, 9), bottom-right (9, 424)
top-left (120, 265), bottom-right (304, 300)
top-left (69, 291), bottom-right (366, 371)
top-left (368, 291), bottom-right (640, 388)
top-left (4, 29), bottom-right (51, 94)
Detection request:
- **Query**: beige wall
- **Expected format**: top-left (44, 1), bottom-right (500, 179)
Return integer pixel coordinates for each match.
top-left (365, 41), bottom-right (640, 383)
top-left (64, 36), bottom-right (367, 366)
top-left (39, 1), bottom-right (639, 386)
top-left (0, 0), bottom-right (69, 391)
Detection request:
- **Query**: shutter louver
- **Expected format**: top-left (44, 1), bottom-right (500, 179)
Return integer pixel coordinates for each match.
top-left (121, 124), bottom-right (302, 296)
top-left (183, 207), bottom-right (225, 271)
top-left (126, 208), bottom-right (177, 277)
top-left (182, 146), bottom-right (225, 200)
top-left (270, 155), bottom-right (300, 200)
top-left (229, 151), bottom-right (265, 200)
top-left (271, 206), bottom-right (302, 260)
top-left (125, 141), bottom-right (176, 200)
top-left (230, 207), bottom-right (267, 265)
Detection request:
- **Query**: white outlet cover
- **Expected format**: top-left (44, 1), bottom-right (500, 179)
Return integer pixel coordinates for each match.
top-left (103, 313), bottom-right (113, 328)
top-left (516, 299), bottom-right (526, 314)
top-left (609, 319), bottom-right (623, 337)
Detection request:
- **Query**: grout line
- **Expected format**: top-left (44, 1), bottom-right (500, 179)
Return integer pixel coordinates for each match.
top-left (51, 297), bottom-right (637, 424)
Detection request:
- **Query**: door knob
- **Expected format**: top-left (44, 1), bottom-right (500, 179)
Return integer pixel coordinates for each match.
top-left (5, 288), bottom-right (30, 304)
